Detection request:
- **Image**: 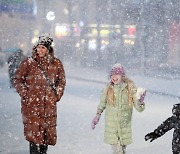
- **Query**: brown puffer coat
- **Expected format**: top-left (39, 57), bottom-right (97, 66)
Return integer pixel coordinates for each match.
top-left (13, 49), bottom-right (66, 145)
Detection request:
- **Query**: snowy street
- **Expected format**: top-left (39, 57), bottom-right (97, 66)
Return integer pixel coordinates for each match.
top-left (1, 0), bottom-right (180, 153)
top-left (0, 64), bottom-right (180, 154)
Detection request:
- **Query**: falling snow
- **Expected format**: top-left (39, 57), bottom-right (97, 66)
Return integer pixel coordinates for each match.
top-left (1, 0), bottom-right (180, 154)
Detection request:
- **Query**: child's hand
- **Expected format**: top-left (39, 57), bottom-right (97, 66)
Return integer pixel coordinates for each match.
top-left (139, 91), bottom-right (146, 103)
top-left (91, 114), bottom-right (101, 130)
top-left (145, 132), bottom-right (157, 142)
top-left (136, 87), bottom-right (146, 103)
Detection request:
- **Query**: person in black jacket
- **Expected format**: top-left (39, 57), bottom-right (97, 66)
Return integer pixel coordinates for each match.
top-left (145, 103), bottom-right (180, 154)
top-left (7, 49), bottom-right (26, 88)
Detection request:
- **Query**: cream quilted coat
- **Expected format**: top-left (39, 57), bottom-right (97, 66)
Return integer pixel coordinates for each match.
top-left (97, 82), bottom-right (145, 145)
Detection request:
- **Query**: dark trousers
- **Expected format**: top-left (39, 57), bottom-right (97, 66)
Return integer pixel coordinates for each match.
top-left (29, 142), bottom-right (48, 154)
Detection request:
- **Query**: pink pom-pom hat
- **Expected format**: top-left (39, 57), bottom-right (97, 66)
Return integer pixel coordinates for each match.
top-left (110, 63), bottom-right (125, 77)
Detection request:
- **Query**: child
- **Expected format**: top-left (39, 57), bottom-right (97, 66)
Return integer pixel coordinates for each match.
top-left (145, 103), bottom-right (180, 154)
top-left (91, 63), bottom-right (146, 154)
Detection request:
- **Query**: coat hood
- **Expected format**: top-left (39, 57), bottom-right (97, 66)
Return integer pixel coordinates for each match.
top-left (172, 103), bottom-right (180, 117)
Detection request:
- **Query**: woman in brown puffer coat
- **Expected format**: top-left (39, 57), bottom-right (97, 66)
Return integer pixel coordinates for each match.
top-left (13, 33), bottom-right (66, 154)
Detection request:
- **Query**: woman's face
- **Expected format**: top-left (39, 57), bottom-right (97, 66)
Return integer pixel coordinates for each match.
top-left (36, 45), bottom-right (48, 58)
top-left (111, 74), bottom-right (122, 85)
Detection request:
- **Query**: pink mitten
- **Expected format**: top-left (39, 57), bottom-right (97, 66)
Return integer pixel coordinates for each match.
top-left (139, 91), bottom-right (146, 103)
top-left (91, 114), bottom-right (101, 130)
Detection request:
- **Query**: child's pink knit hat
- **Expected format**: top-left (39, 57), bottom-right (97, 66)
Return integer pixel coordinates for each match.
top-left (110, 63), bottom-right (125, 77)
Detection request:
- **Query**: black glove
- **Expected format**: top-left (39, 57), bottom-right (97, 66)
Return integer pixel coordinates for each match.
top-left (145, 132), bottom-right (157, 142)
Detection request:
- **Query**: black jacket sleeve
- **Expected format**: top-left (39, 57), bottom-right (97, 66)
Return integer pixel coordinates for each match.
top-left (153, 116), bottom-right (175, 138)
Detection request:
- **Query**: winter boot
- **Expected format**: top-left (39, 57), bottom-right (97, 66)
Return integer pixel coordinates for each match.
top-left (112, 143), bottom-right (126, 154)
top-left (29, 142), bottom-right (40, 154)
top-left (40, 144), bottom-right (48, 154)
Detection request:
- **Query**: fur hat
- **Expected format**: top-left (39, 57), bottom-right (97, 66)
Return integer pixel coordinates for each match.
top-left (110, 63), bottom-right (125, 77)
top-left (36, 33), bottom-right (53, 50)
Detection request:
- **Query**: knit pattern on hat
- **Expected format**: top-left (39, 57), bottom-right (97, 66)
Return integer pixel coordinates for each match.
top-left (36, 33), bottom-right (53, 50)
top-left (110, 63), bottom-right (125, 77)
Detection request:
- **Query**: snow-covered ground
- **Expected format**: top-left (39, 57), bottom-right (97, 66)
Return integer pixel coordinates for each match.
top-left (0, 63), bottom-right (180, 154)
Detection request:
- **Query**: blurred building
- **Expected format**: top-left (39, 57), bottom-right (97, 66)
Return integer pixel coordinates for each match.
top-left (140, 0), bottom-right (180, 75)
top-left (0, 0), bottom-right (67, 53)
top-left (0, 0), bottom-right (180, 76)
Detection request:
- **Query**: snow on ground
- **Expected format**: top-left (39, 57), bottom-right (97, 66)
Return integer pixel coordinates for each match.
top-left (0, 64), bottom-right (180, 154)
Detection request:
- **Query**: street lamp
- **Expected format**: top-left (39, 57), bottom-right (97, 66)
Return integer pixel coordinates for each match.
top-left (46, 11), bottom-right (55, 21)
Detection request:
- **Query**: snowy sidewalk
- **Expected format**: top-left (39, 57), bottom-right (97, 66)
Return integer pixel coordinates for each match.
top-left (65, 65), bottom-right (180, 99)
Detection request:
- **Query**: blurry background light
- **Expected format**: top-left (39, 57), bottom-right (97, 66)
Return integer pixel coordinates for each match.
top-left (79, 21), bottom-right (84, 27)
top-left (31, 36), bottom-right (38, 44)
top-left (55, 24), bottom-right (68, 38)
top-left (63, 8), bottom-right (69, 15)
top-left (46, 11), bottom-right (55, 21)
top-left (76, 42), bottom-right (80, 48)
top-left (33, 30), bottom-right (39, 36)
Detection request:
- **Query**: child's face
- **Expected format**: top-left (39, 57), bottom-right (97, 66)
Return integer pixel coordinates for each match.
top-left (36, 45), bottom-right (48, 58)
top-left (111, 74), bottom-right (122, 85)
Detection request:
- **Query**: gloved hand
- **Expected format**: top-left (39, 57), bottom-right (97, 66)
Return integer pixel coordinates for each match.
top-left (139, 91), bottom-right (146, 103)
top-left (136, 87), bottom-right (146, 104)
top-left (145, 132), bottom-right (157, 142)
top-left (91, 114), bottom-right (101, 130)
